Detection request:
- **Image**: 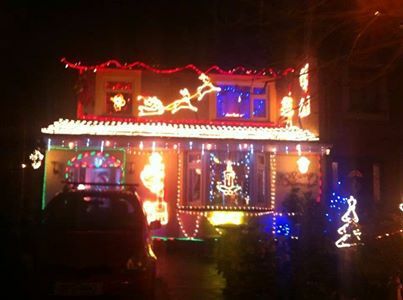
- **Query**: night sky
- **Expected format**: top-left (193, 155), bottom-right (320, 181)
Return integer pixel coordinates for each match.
top-left (2, 0), bottom-right (401, 219)
top-left (2, 1), bottom-right (308, 160)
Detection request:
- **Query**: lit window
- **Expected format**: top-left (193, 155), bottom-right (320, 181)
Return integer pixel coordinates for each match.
top-left (105, 81), bottom-right (133, 115)
top-left (216, 84), bottom-right (268, 120)
top-left (186, 153), bottom-right (203, 204)
top-left (253, 99), bottom-right (266, 118)
top-left (216, 85), bottom-right (251, 119)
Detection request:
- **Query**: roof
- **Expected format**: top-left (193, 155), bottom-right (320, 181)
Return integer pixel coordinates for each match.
top-left (61, 58), bottom-right (295, 78)
top-left (42, 119), bottom-right (319, 142)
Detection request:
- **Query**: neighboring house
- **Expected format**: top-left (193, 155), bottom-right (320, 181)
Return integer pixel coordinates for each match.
top-left (319, 62), bottom-right (402, 220)
top-left (40, 59), bottom-right (328, 238)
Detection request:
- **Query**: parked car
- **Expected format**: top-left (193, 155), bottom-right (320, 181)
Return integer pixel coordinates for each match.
top-left (32, 189), bottom-right (160, 297)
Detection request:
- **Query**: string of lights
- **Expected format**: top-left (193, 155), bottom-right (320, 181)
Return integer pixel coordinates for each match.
top-left (61, 57), bottom-right (295, 78)
top-left (176, 153), bottom-right (200, 239)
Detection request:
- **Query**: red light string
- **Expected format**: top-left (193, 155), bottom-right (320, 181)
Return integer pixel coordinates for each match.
top-left (61, 58), bottom-right (295, 78)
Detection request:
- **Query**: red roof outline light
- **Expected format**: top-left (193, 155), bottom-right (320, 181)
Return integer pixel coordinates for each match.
top-left (61, 58), bottom-right (295, 78)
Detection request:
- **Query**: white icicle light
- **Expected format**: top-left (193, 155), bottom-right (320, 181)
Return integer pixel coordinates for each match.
top-left (335, 196), bottom-right (362, 248)
top-left (41, 119), bottom-right (319, 141)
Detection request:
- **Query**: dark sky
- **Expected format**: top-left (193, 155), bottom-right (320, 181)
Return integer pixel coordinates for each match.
top-left (2, 0), bottom-right (309, 219)
top-left (3, 0), bottom-right (401, 164)
top-left (1, 0), bottom-right (402, 221)
top-left (3, 1), bottom-right (305, 145)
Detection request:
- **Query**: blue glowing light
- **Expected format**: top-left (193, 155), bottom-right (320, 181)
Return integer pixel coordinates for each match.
top-left (216, 85), bottom-right (251, 119)
top-left (253, 99), bottom-right (266, 117)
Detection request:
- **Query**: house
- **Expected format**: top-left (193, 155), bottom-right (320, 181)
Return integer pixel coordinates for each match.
top-left (40, 59), bottom-right (328, 239)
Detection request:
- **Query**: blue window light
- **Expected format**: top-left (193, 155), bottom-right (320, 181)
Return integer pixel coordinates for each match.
top-left (253, 99), bottom-right (266, 118)
top-left (253, 87), bottom-right (266, 95)
top-left (216, 85), bottom-right (251, 119)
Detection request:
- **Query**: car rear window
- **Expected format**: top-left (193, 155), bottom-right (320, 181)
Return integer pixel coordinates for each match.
top-left (43, 194), bottom-right (142, 230)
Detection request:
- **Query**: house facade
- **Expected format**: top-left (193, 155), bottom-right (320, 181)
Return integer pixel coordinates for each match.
top-left (40, 59), bottom-right (328, 238)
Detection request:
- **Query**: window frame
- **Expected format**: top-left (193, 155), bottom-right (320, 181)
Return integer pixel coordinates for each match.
top-left (208, 74), bottom-right (273, 122)
top-left (183, 150), bottom-right (272, 209)
top-left (94, 69), bottom-right (142, 116)
top-left (184, 151), bottom-right (206, 206)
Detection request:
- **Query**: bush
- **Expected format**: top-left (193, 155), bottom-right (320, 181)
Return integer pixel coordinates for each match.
top-left (215, 223), bottom-right (276, 299)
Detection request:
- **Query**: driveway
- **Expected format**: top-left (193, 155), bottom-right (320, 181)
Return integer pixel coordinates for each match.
top-left (153, 239), bottom-right (226, 300)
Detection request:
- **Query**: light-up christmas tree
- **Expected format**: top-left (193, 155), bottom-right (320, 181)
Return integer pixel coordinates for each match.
top-left (335, 195), bottom-right (362, 248)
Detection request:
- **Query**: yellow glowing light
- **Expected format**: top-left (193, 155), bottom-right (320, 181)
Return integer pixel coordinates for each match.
top-left (280, 94), bottom-right (294, 127)
top-left (216, 161), bottom-right (242, 196)
top-left (164, 88), bottom-right (198, 114)
top-left (208, 211), bottom-right (244, 226)
top-left (137, 73), bottom-right (220, 116)
top-left (399, 203), bottom-right (403, 212)
top-left (110, 93), bottom-right (127, 112)
top-left (196, 73), bottom-right (221, 100)
top-left (296, 144), bottom-right (302, 156)
top-left (298, 96), bottom-right (311, 118)
top-left (77, 184), bottom-right (86, 190)
top-left (140, 152), bottom-right (165, 197)
top-left (137, 96), bottom-right (165, 116)
top-left (299, 63), bottom-right (309, 93)
top-left (298, 63), bottom-right (311, 118)
top-left (143, 200), bottom-right (168, 225)
top-left (42, 119), bottom-right (319, 141)
top-left (297, 156), bottom-right (310, 174)
top-left (29, 149), bottom-right (44, 170)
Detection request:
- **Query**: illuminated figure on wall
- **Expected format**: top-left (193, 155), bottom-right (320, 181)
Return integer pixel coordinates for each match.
top-left (140, 152), bottom-right (165, 198)
top-left (164, 88), bottom-right (197, 114)
top-left (298, 63), bottom-right (311, 118)
top-left (137, 73), bottom-right (220, 116)
top-left (143, 200), bottom-right (168, 225)
top-left (29, 149), bottom-right (44, 170)
top-left (280, 94), bottom-right (294, 127)
top-left (216, 161), bottom-right (242, 196)
top-left (110, 93), bottom-right (127, 112)
top-left (140, 152), bottom-right (168, 225)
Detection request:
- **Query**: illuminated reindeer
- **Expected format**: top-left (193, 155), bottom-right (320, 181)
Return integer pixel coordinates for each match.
top-left (137, 73), bottom-right (221, 116)
top-left (165, 88), bottom-right (197, 114)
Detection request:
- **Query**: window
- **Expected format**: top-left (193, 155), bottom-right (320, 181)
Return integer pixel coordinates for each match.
top-left (65, 151), bottom-right (123, 190)
top-left (215, 83), bottom-right (269, 121)
top-left (186, 153), bottom-right (203, 204)
top-left (344, 67), bottom-right (389, 120)
top-left (183, 150), bottom-right (270, 209)
top-left (207, 151), bottom-right (252, 207)
top-left (255, 154), bottom-right (267, 204)
top-left (105, 81), bottom-right (133, 115)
